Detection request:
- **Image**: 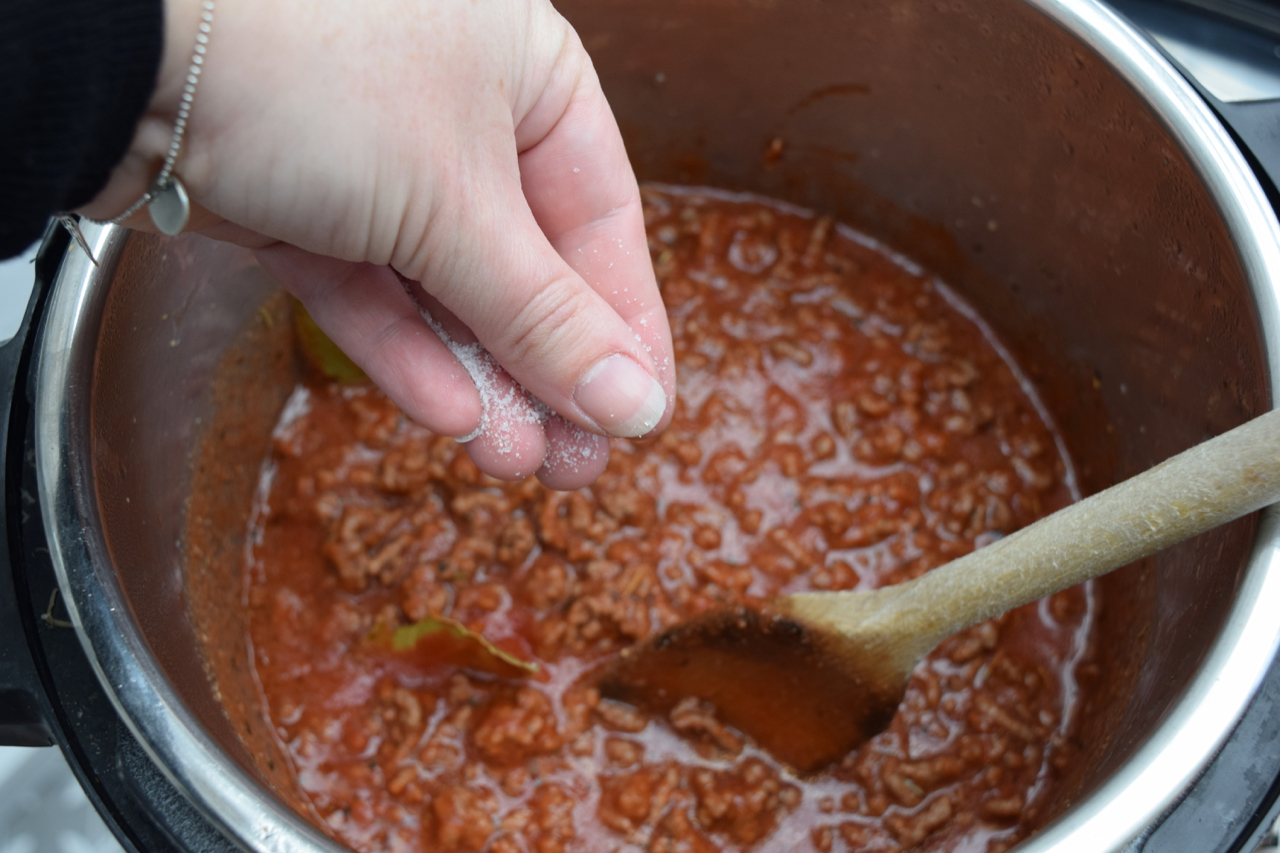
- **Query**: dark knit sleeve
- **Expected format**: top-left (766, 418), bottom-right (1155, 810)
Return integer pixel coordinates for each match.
top-left (0, 0), bottom-right (164, 258)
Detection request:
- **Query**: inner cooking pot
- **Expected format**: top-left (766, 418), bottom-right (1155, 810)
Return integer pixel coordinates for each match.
top-left (34, 0), bottom-right (1280, 850)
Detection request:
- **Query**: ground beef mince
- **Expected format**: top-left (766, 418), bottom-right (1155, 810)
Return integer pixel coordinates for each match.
top-left (245, 187), bottom-right (1100, 853)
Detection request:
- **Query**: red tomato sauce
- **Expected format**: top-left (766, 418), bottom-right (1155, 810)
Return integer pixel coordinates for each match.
top-left (244, 187), bottom-right (1100, 853)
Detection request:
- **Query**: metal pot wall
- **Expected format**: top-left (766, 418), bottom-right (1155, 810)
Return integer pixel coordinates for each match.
top-left (22, 0), bottom-right (1280, 850)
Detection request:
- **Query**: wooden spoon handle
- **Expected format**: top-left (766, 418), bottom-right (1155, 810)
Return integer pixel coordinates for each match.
top-left (881, 408), bottom-right (1280, 654)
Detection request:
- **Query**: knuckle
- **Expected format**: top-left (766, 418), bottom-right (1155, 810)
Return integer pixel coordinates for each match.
top-left (502, 278), bottom-right (597, 366)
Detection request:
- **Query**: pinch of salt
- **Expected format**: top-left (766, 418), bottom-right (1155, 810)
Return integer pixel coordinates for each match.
top-left (419, 309), bottom-right (549, 455)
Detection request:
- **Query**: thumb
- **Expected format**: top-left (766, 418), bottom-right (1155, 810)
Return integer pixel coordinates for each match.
top-left (407, 161), bottom-right (669, 441)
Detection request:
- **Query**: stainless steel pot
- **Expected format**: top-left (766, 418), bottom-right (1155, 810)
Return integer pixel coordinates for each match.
top-left (33, 0), bottom-right (1280, 850)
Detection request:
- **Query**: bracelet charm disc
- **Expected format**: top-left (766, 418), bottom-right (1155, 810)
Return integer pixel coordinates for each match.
top-left (148, 177), bottom-right (191, 236)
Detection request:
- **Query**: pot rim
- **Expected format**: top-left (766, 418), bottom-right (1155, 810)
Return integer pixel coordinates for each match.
top-left (35, 223), bottom-right (344, 852)
top-left (34, 1), bottom-right (1280, 850)
top-left (1009, 0), bottom-right (1280, 847)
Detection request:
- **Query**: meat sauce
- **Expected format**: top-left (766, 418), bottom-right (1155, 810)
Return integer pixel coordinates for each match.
top-left (245, 187), bottom-right (1099, 853)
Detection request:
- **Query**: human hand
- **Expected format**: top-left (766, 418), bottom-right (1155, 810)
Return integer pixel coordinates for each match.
top-left (79, 0), bottom-right (674, 490)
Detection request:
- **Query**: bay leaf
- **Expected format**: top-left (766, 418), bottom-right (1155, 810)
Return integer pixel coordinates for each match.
top-left (372, 614), bottom-right (539, 679)
top-left (293, 298), bottom-right (367, 383)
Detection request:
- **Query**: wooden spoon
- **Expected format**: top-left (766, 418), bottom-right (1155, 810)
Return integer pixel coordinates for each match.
top-left (599, 408), bottom-right (1280, 773)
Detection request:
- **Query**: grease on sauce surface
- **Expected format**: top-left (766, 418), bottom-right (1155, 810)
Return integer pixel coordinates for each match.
top-left (245, 188), bottom-right (1099, 853)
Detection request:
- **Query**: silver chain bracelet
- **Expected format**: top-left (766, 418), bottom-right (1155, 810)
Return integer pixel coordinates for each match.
top-left (59, 0), bottom-right (214, 262)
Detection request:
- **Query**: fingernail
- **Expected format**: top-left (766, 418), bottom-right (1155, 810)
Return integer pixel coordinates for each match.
top-left (575, 354), bottom-right (667, 438)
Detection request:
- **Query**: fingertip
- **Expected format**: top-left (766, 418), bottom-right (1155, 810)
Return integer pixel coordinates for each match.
top-left (463, 420), bottom-right (547, 482)
top-left (401, 366), bottom-right (485, 439)
top-left (456, 362), bottom-right (550, 482)
top-left (536, 416), bottom-right (610, 490)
